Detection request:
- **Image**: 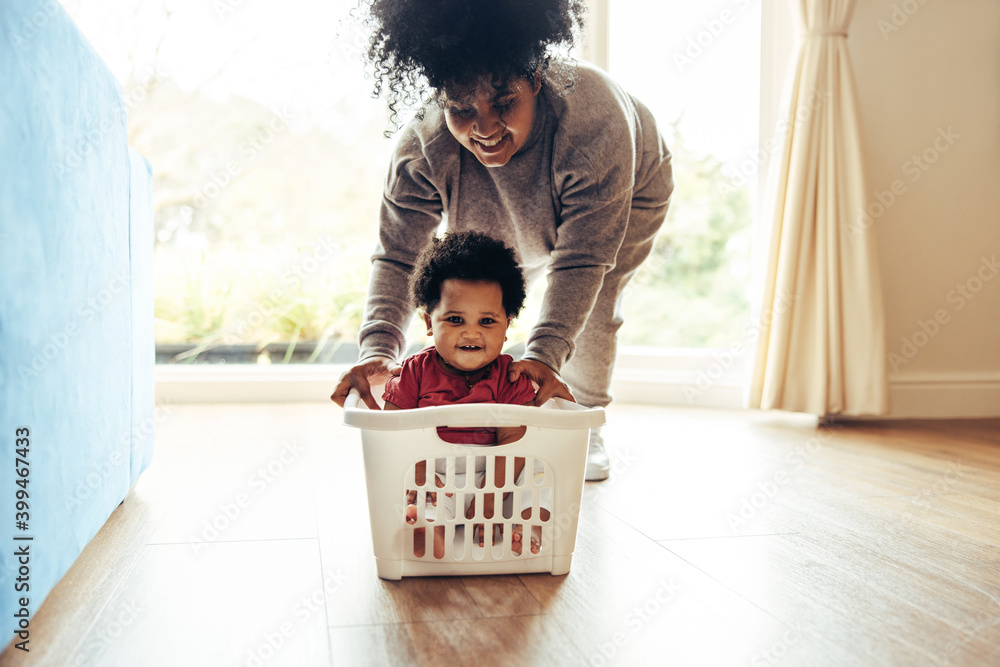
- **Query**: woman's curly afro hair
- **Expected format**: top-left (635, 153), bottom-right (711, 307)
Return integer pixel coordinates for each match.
top-left (410, 231), bottom-right (527, 318)
top-left (356, 0), bottom-right (585, 133)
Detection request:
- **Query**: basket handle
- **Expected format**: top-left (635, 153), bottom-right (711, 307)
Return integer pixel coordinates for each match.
top-left (344, 388), bottom-right (362, 411)
top-left (343, 391), bottom-right (605, 431)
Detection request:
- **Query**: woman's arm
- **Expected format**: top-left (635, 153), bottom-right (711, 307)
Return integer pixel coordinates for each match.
top-left (522, 65), bottom-right (666, 380)
top-left (330, 356), bottom-right (401, 409)
top-left (358, 127), bottom-right (448, 363)
top-left (521, 187), bottom-right (633, 376)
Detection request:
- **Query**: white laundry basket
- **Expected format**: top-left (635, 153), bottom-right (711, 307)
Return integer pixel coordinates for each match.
top-left (344, 391), bottom-right (605, 580)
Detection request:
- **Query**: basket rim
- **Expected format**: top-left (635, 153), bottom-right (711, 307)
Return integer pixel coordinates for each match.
top-left (343, 393), bottom-right (606, 431)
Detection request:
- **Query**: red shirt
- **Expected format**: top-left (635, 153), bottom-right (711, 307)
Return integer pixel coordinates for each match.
top-left (383, 347), bottom-right (536, 444)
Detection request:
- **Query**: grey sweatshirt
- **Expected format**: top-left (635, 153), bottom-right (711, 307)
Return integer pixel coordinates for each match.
top-left (358, 60), bottom-right (674, 372)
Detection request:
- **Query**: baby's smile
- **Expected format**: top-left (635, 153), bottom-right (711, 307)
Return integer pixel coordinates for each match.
top-left (425, 278), bottom-right (511, 375)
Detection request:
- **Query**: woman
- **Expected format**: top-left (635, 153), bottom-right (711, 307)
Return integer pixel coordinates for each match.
top-left (331, 0), bottom-right (674, 481)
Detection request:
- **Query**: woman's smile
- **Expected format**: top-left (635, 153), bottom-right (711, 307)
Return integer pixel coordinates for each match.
top-left (443, 75), bottom-right (540, 168)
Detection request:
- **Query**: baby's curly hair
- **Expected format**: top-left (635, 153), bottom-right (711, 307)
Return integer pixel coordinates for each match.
top-left (354, 0), bottom-right (586, 134)
top-left (410, 231), bottom-right (527, 318)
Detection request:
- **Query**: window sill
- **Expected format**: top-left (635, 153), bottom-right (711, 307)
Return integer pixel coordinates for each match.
top-left (154, 347), bottom-right (748, 408)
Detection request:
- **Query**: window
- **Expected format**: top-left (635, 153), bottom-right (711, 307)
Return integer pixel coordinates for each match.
top-left (67, 1), bottom-right (766, 406)
top-left (67, 0), bottom-right (398, 365)
top-left (605, 1), bottom-right (761, 349)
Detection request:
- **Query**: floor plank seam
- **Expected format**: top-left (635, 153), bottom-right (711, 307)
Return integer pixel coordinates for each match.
top-left (143, 536), bottom-right (321, 547)
top-left (582, 500), bottom-right (787, 609)
top-left (312, 496), bottom-right (336, 641)
top-left (654, 536), bottom-right (806, 631)
top-left (327, 614), bottom-right (543, 631)
top-left (655, 532), bottom-right (801, 542)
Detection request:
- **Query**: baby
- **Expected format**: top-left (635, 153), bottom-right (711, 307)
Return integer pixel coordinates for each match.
top-left (382, 230), bottom-right (548, 557)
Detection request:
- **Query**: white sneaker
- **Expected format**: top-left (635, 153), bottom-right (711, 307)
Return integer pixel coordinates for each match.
top-left (586, 429), bottom-right (610, 481)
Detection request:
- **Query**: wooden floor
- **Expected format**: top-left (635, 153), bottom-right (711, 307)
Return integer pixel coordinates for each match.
top-left (3, 403), bottom-right (999, 666)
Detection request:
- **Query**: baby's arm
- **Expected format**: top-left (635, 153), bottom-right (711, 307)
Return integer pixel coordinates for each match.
top-left (383, 401), bottom-right (401, 410)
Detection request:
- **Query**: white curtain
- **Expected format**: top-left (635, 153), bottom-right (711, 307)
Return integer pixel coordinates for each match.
top-left (747, 0), bottom-right (889, 416)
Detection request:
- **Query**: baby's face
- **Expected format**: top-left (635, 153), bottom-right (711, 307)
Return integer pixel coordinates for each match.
top-left (424, 279), bottom-right (511, 373)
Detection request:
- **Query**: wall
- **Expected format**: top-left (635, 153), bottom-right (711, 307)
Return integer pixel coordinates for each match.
top-left (761, 0), bottom-right (1000, 418)
top-left (851, 0), bottom-right (1000, 417)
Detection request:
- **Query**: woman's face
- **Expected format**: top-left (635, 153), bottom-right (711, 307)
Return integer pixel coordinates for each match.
top-left (443, 74), bottom-right (541, 168)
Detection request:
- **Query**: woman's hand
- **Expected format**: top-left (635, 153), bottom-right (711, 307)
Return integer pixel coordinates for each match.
top-left (507, 359), bottom-right (575, 406)
top-left (330, 357), bottom-right (402, 409)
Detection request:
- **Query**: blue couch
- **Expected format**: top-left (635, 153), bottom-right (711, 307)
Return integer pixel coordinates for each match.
top-left (0, 0), bottom-right (155, 649)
